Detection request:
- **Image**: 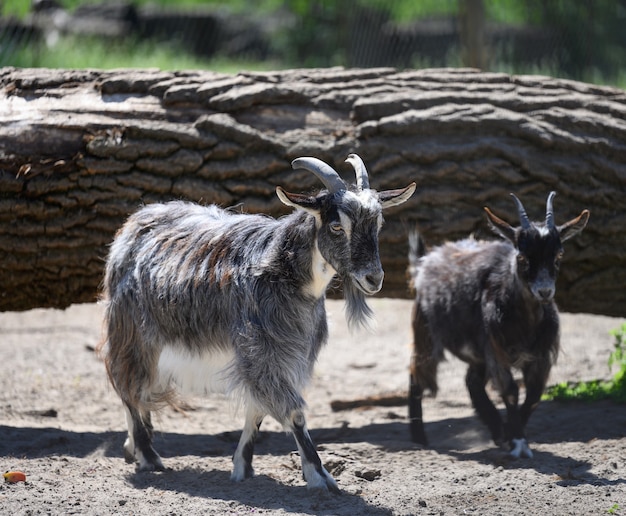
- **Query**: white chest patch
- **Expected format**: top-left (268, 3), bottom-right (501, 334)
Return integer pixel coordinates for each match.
top-left (305, 242), bottom-right (337, 298)
top-left (157, 345), bottom-right (235, 396)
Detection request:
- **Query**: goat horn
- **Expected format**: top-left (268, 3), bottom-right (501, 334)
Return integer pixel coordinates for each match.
top-left (545, 191), bottom-right (557, 229)
top-left (291, 157), bottom-right (345, 194)
top-left (345, 154), bottom-right (370, 191)
top-left (510, 193), bottom-right (532, 229)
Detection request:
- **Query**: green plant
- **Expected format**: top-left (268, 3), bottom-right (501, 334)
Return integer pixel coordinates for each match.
top-left (608, 502), bottom-right (620, 515)
top-left (607, 322), bottom-right (626, 402)
top-left (3, 32), bottom-right (275, 73)
top-left (544, 322), bottom-right (626, 403)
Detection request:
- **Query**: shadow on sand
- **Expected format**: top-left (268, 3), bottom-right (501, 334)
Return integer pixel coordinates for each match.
top-left (1, 398), bottom-right (624, 511)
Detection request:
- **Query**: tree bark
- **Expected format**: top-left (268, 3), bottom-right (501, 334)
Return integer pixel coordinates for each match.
top-left (1, 67), bottom-right (625, 316)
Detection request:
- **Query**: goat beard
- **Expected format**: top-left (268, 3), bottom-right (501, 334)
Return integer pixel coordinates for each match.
top-left (343, 278), bottom-right (374, 331)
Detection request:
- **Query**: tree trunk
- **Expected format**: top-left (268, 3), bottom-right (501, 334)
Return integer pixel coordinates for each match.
top-left (1, 67), bottom-right (624, 316)
top-left (459, 0), bottom-right (487, 70)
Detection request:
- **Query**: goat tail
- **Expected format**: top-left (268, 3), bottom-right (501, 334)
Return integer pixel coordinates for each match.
top-left (407, 229), bottom-right (427, 289)
top-left (98, 294), bottom-right (176, 413)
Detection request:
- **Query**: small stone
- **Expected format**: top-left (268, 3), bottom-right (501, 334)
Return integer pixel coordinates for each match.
top-left (355, 469), bottom-right (381, 481)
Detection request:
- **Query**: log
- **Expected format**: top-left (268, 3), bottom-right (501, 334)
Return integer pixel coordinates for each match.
top-left (1, 66), bottom-right (624, 315)
top-left (330, 391), bottom-right (408, 412)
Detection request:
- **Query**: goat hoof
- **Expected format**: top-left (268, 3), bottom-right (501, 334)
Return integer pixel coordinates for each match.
top-left (318, 476), bottom-right (341, 495)
top-left (230, 471), bottom-right (249, 482)
top-left (123, 449), bottom-right (135, 464)
top-left (326, 480), bottom-right (342, 495)
top-left (135, 452), bottom-right (166, 472)
top-left (306, 468), bottom-right (341, 494)
top-left (509, 438), bottom-right (533, 459)
top-left (231, 464), bottom-right (254, 482)
top-left (135, 461), bottom-right (166, 472)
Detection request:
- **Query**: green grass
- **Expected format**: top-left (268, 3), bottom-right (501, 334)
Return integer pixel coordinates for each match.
top-left (5, 34), bottom-right (277, 73)
top-left (544, 322), bottom-right (626, 403)
top-left (0, 0), bottom-right (528, 23)
top-left (2, 0), bottom-right (624, 89)
top-left (1, 0), bottom-right (233, 17)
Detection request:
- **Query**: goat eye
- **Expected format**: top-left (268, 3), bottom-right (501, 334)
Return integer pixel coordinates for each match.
top-left (555, 251), bottom-right (564, 267)
top-left (330, 222), bottom-right (343, 233)
top-left (517, 254), bottom-right (529, 269)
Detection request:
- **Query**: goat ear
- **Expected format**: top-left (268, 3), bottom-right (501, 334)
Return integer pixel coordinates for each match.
top-left (378, 182), bottom-right (416, 209)
top-left (484, 206), bottom-right (517, 243)
top-left (559, 209), bottom-right (590, 242)
top-left (276, 187), bottom-right (321, 214)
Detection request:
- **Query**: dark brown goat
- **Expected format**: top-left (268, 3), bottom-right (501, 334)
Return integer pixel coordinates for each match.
top-left (408, 192), bottom-right (589, 457)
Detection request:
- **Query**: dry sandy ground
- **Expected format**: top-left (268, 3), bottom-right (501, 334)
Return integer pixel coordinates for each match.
top-left (0, 298), bottom-right (624, 515)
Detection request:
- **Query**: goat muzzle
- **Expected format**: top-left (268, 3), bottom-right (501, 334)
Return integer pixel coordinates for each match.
top-left (354, 269), bottom-right (384, 295)
top-left (531, 283), bottom-right (556, 303)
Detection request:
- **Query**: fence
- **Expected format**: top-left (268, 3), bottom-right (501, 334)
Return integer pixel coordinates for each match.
top-left (1, 1), bottom-right (625, 86)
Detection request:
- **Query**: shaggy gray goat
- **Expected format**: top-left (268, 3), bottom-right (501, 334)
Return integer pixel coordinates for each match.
top-left (99, 154), bottom-right (415, 492)
top-left (408, 192), bottom-right (589, 458)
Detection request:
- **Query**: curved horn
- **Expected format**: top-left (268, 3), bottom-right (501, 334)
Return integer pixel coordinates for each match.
top-left (510, 193), bottom-right (532, 229)
top-left (545, 191), bottom-right (557, 229)
top-left (291, 157), bottom-right (345, 193)
top-left (345, 153), bottom-right (370, 191)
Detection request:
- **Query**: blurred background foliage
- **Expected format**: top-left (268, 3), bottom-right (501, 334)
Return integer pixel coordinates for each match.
top-left (1, 0), bottom-right (625, 88)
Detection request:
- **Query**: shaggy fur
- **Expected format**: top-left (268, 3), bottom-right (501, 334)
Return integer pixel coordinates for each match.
top-left (408, 192), bottom-right (589, 458)
top-left (99, 155), bottom-right (415, 492)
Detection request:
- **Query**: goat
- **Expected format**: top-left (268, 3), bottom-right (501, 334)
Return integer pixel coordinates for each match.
top-left (408, 192), bottom-right (589, 458)
top-left (99, 154), bottom-right (415, 492)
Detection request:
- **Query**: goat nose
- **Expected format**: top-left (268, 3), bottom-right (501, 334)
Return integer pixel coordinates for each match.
top-left (537, 287), bottom-right (554, 301)
top-left (365, 271), bottom-right (384, 291)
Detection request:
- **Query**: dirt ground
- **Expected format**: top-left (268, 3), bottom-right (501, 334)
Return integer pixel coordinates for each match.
top-left (0, 298), bottom-right (624, 515)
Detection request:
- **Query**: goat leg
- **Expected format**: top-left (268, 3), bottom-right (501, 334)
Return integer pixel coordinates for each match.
top-left (465, 365), bottom-right (506, 446)
top-left (521, 361), bottom-right (551, 429)
top-left (289, 410), bottom-right (340, 494)
top-left (232, 408), bottom-right (265, 482)
top-left (499, 373), bottom-right (533, 458)
top-left (409, 312), bottom-right (437, 445)
top-left (510, 361), bottom-right (553, 459)
top-left (124, 404), bottom-right (165, 472)
top-left (409, 371), bottom-right (428, 445)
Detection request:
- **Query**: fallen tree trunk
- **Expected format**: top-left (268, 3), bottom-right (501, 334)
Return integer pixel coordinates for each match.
top-left (1, 67), bottom-right (625, 315)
